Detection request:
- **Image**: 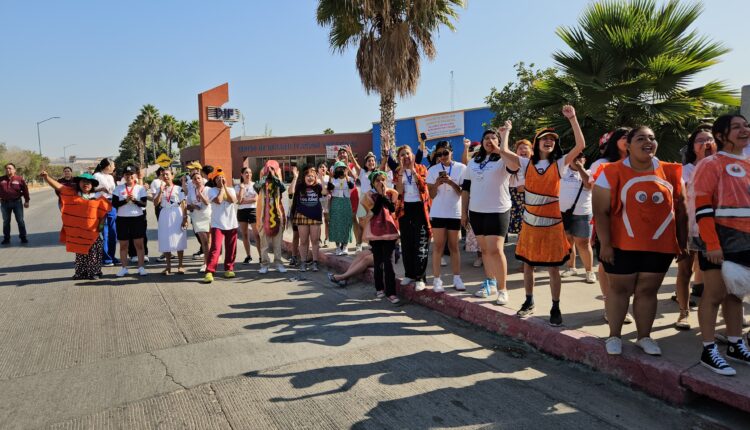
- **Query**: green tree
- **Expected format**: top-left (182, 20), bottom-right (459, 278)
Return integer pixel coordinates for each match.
top-left (160, 114), bottom-right (178, 158)
top-left (527, 0), bottom-right (739, 161)
top-left (323, 128), bottom-right (335, 134)
top-left (317, 0), bottom-right (465, 148)
top-left (133, 104), bottom-right (161, 167)
top-left (485, 62), bottom-right (559, 144)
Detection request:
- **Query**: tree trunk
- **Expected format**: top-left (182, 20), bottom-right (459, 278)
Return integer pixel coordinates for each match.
top-left (380, 90), bottom-right (396, 151)
top-left (138, 139), bottom-right (145, 169)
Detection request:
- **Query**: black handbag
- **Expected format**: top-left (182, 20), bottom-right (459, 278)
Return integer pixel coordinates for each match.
top-left (561, 182), bottom-right (585, 227)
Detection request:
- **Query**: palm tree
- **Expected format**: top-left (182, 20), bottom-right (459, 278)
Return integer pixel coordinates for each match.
top-left (317, 0), bottom-right (464, 147)
top-left (528, 0), bottom-right (738, 160)
top-left (160, 114), bottom-right (178, 158)
top-left (133, 104), bottom-right (161, 168)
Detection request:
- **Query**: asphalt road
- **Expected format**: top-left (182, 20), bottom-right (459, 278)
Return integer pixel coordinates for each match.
top-left (0, 189), bottom-right (738, 429)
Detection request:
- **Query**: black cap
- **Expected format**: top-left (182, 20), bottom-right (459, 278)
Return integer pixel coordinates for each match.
top-left (122, 165), bottom-right (137, 175)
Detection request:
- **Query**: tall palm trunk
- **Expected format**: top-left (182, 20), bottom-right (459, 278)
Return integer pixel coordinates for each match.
top-left (138, 140), bottom-right (145, 169)
top-left (380, 90), bottom-right (396, 149)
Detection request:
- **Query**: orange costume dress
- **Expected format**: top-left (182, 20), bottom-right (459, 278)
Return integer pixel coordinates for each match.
top-left (599, 159), bottom-right (682, 254)
top-left (515, 159), bottom-right (571, 266)
top-left (59, 187), bottom-right (112, 254)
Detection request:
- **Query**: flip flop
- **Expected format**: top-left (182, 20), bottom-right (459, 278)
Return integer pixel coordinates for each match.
top-left (161, 269), bottom-right (172, 276)
top-left (176, 268), bottom-right (185, 275)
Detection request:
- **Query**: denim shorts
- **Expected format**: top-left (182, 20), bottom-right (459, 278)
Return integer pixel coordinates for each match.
top-left (562, 213), bottom-right (592, 239)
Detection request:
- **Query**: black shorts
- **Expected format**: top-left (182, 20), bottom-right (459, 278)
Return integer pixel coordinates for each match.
top-left (237, 208), bottom-right (257, 224)
top-left (698, 251), bottom-right (750, 272)
top-left (430, 217), bottom-right (461, 231)
top-left (600, 248), bottom-right (674, 275)
top-left (116, 215), bottom-right (147, 241)
top-left (469, 210), bottom-right (510, 237)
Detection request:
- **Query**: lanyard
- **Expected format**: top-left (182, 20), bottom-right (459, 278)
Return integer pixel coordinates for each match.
top-left (441, 162), bottom-right (453, 177)
top-left (125, 184), bottom-right (134, 197)
top-left (479, 158), bottom-right (492, 171)
top-left (164, 185), bottom-right (175, 204)
top-left (404, 169), bottom-right (413, 185)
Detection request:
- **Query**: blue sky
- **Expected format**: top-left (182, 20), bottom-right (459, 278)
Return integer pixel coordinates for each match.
top-left (1, 0), bottom-right (747, 159)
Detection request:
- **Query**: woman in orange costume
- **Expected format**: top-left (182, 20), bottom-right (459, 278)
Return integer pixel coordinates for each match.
top-left (693, 114), bottom-right (750, 376)
top-left (40, 170), bottom-right (112, 280)
top-left (515, 105), bottom-right (585, 327)
top-left (593, 126), bottom-right (687, 357)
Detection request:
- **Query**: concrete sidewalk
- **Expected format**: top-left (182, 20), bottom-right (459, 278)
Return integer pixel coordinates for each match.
top-left (288, 234), bottom-right (750, 413)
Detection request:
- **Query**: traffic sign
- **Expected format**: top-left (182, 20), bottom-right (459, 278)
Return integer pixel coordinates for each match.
top-left (156, 153), bottom-right (172, 168)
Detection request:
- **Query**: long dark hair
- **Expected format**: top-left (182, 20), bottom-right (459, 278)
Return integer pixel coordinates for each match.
top-left (94, 158), bottom-right (114, 174)
top-left (530, 129), bottom-right (563, 165)
top-left (239, 167), bottom-right (252, 183)
top-left (684, 124), bottom-right (713, 165)
top-left (601, 127), bottom-right (631, 162)
top-left (712, 114), bottom-right (747, 151)
top-left (473, 130), bottom-right (498, 163)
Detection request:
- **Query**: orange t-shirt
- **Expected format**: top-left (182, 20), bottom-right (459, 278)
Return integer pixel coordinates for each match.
top-left (599, 159), bottom-right (682, 254)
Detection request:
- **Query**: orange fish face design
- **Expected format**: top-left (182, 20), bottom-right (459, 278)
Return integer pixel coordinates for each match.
top-left (620, 175), bottom-right (674, 240)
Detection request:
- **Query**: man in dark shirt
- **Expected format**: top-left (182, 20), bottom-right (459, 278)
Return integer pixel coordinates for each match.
top-left (0, 163), bottom-right (30, 244)
top-left (56, 167), bottom-right (76, 209)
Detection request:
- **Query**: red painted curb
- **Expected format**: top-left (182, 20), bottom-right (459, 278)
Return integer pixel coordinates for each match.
top-left (285, 242), bottom-right (749, 412)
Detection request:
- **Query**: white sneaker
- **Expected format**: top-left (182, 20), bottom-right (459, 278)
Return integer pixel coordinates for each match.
top-left (585, 271), bottom-right (597, 284)
top-left (259, 265), bottom-right (269, 274)
top-left (276, 263), bottom-right (287, 273)
top-left (496, 289), bottom-right (509, 305)
top-left (432, 278), bottom-right (444, 293)
top-left (116, 267), bottom-right (129, 277)
top-left (453, 276), bottom-right (466, 291)
top-left (354, 244), bottom-right (363, 253)
top-left (561, 267), bottom-right (578, 278)
top-left (415, 281), bottom-right (426, 292)
top-left (605, 337), bottom-right (622, 355)
top-left (129, 256), bottom-right (138, 263)
top-left (440, 256), bottom-right (447, 267)
top-left (199, 264), bottom-right (207, 273)
top-left (472, 258), bottom-right (483, 268)
top-left (624, 312), bottom-right (634, 324)
top-left (400, 277), bottom-right (413, 286)
top-left (143, 256), bottom-right (150, 263)
top-left (340, 248), bottom-right (350, 256)
top-left (137, 266), bottom-right (148, 276)
top-left (335, 248), bottom-right (343, 256)
top-left (636, 337), bottom-right (662, 356)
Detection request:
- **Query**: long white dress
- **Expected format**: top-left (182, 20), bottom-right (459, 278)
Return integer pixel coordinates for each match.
top-left (157, 185), bottom-right (188, 253)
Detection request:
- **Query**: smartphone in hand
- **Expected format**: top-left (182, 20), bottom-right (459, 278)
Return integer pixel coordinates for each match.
top-left (420, 132), bottom-right (427, 141)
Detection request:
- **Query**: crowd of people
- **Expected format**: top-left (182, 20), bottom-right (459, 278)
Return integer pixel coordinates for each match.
top-left (13, 106), bottom-right (749, 377)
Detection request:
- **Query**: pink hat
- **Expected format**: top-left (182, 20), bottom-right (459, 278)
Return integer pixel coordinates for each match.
top-left (262, 160), bottom-right (280, 176)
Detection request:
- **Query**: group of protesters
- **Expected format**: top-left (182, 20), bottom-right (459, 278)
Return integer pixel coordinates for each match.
top-left (14, 105), bottom-right (749, 377)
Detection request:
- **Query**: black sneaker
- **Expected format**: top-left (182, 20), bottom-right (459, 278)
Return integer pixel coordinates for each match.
top-left (727, 339), bottom-right (750, 365)
top-left (517, 301), bottom-right (534, 317)
top-left (1, 238), bottom-right (9, 245)
top-left (192, 251), bottom-right (204, 260)
top-left (701, 343), bottom-right (736, 376)
top-left (243, 256), bottom-right (252, 264)
top-left (549, 307), bottom-right (563, 327)
top-left (20, 237), bottom-right (28, 244)
top-left (289, 256), bottom-right (298, 267)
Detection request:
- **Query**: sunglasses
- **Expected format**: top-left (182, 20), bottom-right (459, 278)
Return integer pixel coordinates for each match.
top-left (434, 151), bottom-right (450, 157)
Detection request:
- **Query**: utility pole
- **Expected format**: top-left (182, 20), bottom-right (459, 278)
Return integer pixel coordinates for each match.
top-left (36, 116), bottom-right (60, 156)
top-left (450, 71), bottom-right (455, 111)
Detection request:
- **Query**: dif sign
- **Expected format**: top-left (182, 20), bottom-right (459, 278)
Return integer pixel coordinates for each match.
top-left (415, 110), bottom-right (465, 140)
top-left (207, 106), bottom-right (241, 123)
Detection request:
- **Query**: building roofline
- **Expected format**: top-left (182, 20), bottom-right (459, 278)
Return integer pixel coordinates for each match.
top-left (371, 106), bottom-right (490, 125)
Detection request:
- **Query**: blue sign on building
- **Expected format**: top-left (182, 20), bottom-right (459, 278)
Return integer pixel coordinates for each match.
top-left (371, 106), bottom-right (495, 164)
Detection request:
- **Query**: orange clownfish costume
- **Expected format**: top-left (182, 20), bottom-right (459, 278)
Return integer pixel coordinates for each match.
top-left (59, 187), bottom-right (112, 254)
top-left (600, 159), bottom-right (682, 254)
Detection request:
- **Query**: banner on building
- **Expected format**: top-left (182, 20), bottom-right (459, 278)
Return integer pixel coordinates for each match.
top-left (414, 111), bottom-right (465, 140)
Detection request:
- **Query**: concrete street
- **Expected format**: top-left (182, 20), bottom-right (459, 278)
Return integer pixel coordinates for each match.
top-left (0, 189), bottom-right (741, 429)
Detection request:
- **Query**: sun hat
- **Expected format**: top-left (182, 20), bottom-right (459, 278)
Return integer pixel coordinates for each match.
top-left (74, 172), bottom-right (99, 188)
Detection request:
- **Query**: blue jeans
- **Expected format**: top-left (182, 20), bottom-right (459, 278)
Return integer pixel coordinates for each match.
top-left (101, 207), bottom-right (118, 264)
top-left (1, 199), bottom-right (26, 240)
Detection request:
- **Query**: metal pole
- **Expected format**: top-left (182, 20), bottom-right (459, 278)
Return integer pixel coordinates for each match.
top-left (37, 122), bottom-right (41, 155)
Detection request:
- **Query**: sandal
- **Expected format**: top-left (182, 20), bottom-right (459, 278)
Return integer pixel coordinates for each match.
top-left (161, 269), bottom-right (172, 276)
top-left (176, 267), bottom-right (185, 275)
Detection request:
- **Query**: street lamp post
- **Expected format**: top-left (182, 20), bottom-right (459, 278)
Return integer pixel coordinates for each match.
top-left (63, 144), bottom-right (76, 163)
top-left (36, 116), bottom-right (60, 156)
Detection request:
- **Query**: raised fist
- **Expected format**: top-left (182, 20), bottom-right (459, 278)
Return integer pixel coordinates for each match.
top-left (562, 105), bottom-right (576, 119)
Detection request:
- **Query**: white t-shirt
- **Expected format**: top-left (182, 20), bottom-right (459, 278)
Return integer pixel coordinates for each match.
top-left (744, 145), bottom-right (750, 157)
top-left (187, 185), bottom-right (211, 215)
top-left (93, 172), bottom-right (116, 199)
top-left (113, 183), bottom-right (148, 217)
top-left (208, 187), bottom-right (238, 230)
top-left (385, 170), bottom-right (394, 189)
top-left (235, 183), bottom-right (258, 209)
top-left (150, 178), bottom-right (163, 197)
top-left (157, 184), bottom-right (185, 208)
top-left (426, 162), bottom-right (466, 219)
top-left (330, 177), bottom-right (353, 198)
top-left (464, 155), bottom-right (514, 213)
top-left (401, 169), bottom-right (421, 202)
top-left (681, 163), bottom-right (695, 184)
top-left (559, 169), bottom-right (592, 215)
top-left (185, 177), bottom-right (208, 203)
top-left (359, 169), bottom-right (373, 195)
